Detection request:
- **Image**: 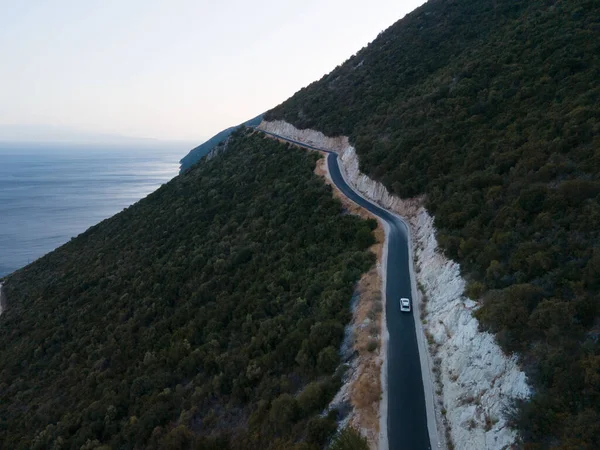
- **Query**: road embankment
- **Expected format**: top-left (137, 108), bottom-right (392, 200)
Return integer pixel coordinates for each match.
top-left (258, 119), bottom-right (531, 450)
top-left (309, 139), bottom-right (387, 449)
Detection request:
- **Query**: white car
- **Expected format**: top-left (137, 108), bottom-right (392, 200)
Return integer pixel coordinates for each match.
top-left (400, 297), bottom-right (411, 313)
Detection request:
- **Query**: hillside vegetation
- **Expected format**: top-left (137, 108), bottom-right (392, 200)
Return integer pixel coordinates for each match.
top-left (266, 0), bottom-right (600, 447)
top-left (0, 130), bottom-right (375, 449)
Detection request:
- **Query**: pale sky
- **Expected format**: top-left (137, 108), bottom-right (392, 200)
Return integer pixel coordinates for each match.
top-left (0, 0), bottom-right (426, 141)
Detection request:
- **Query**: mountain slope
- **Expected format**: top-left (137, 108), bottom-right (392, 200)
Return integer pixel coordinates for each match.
top-left (179, 114), bottom-right (263, 172)
top-left (0, 129), bottom-right (375, 449)
top-left (266, 0), bottom-right (600, 447)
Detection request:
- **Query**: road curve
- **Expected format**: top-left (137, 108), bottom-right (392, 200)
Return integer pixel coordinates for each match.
top-left (258, 129), bottom-right (431, 449)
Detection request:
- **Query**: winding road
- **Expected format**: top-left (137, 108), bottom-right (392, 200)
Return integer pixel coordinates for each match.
top-left (258, 129), bottom-right (432, 450)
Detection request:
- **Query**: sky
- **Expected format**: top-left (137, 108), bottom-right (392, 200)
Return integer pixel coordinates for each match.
top-left (0, 0), bottom-right (426, 142)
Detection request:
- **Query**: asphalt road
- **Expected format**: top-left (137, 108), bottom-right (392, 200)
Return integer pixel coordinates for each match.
top-left (258, 130), bottom-right (431, 449)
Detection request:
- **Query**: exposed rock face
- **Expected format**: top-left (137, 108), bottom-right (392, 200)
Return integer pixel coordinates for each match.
top-left (413, 209), bottom-right (530, 450)
top-left (205, 138), bottom-right (230, 161)
top-left (258, 120), bottom-right (350, 153)
top-left (258, 119), bottom-right (531, 450)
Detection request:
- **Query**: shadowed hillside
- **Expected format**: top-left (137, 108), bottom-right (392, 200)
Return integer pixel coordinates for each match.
top-left (266, 0), bottom-right (600, 447)
top-left (0, 130), bottom-right (375, 449)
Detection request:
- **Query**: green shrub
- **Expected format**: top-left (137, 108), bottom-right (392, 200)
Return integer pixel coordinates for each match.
top-left (328, 427), bottom-right (369, 450)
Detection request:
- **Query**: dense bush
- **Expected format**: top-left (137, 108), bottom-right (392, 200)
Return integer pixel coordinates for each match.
top-left (266, 0), bottom-right (600, 447)
top-left (0, 130), bottom-right (375, 449)
top-left (327, 427), bottom-right (369, 450)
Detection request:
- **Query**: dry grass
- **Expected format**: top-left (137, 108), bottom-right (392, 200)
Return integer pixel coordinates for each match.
top-left (313, 153), bottom-right (329, 178)
top-left (349, 265), bottom-right (384, 449)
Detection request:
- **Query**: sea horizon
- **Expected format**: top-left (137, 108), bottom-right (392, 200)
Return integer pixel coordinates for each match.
top-left (0, 141), bottom-right (188, 277)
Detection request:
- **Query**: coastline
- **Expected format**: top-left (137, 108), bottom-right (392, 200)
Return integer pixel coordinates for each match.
top-left (0, 145), bottom-right (180, 279)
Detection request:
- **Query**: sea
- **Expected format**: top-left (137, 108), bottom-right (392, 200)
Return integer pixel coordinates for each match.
top-left (0, 142), bottom-right (186, 277)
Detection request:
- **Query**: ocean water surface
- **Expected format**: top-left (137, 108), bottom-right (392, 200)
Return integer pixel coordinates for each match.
top-left (0, 142), bottom-right (185, 277)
